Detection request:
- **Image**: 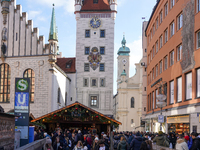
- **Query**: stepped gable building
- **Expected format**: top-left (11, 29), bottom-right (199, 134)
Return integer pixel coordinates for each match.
top-left (144, 0), bottom-right (200, 133)
top-left (74, 0), bottom-right (117, 116)
top-left (0, 0), bottom-right (76, 118)
top-left (114, 35), bottom-right (144, 131)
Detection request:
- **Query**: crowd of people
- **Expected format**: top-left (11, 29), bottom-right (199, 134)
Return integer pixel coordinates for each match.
top-left (34, 128), bottom-right (200, 150)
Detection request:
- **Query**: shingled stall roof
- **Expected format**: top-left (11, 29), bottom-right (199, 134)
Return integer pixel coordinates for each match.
top-left (56, 58), bottom-right (76, 73)
top-left (81, 0), bottom-right (111, 11)
top-left (31, 102), bottom-right (121, 127)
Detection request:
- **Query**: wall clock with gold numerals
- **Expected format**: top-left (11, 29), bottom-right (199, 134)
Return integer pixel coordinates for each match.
top-left (90, 16), bottom-right (101, 29)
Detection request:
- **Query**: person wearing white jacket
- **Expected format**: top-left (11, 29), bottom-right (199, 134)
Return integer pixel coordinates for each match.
top-left (175, 135), bottom-right (189, 150)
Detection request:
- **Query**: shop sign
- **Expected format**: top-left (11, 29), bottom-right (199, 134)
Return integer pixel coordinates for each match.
top-left (167, 115), bottom-right (189, 123)
top-left (158, 115), bottom-right (164, 123)
top-left (14, 78), bottom-right (30, 147)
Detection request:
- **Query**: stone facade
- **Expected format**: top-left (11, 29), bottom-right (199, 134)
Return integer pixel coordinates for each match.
top-left (75, 0), bottom-right (117, 115)
top-left (0, 0), bottom-right (74, 118)
top-left (115, 59), bottom-right (144, 131)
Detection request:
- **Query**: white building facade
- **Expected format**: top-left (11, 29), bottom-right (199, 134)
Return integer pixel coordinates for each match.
top-left (0, 0), bottom-right (75, 118)
top-left (114, 36), bottom-right (144, 131)
top-left (75, 0), bottom-right (117, 116)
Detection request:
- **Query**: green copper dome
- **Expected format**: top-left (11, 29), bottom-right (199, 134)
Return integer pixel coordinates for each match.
top-left (49, 4), bottom-right (58, 41)
top-left (121, 69), bottom-right (127, 76)
top-left (118, 35), bottom-right (130, 56)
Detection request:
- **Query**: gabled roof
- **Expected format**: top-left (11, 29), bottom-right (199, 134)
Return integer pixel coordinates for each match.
top-left (56, 57), bottom-right (76, 73)
top-left (31, 101), bottom-right (121, 125)
top-left (81, 0), bottom-right (111, 12)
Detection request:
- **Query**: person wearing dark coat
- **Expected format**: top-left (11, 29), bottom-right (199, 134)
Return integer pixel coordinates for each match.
top-left (113, 135), bottom-right (120, 150)
top-left (128, 133), bottom-right (133, 145)
top-left (74, 130), bottom-right (83, 145)
top-left (117, 137), bottom-right (128, 150)
top-left (53, 136), bottom-right (64, 150)
top-left (129, 132), bottom-right (144, 150)
top-left (169, 132), bottom-right (177, 149)
top-left (190, 132), bottom-right (200, 150)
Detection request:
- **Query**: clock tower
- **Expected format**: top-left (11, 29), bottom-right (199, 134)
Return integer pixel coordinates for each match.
top-left (74, 0), bottom-right (117, 115)
top-left (117, 35), bottom-right (130, 84)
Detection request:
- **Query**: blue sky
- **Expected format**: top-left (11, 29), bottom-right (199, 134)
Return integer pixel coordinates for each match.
top-left (17, 0), bottom-right (156, 93)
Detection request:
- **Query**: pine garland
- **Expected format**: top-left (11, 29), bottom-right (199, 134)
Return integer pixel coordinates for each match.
top-left (38, 104), bottom-right (119, 127)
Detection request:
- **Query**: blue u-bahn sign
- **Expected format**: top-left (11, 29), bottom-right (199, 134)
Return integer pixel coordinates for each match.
top-left (14, 78), bottom-right (30, 147)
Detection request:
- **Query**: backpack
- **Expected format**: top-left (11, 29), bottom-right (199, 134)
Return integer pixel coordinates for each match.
top-left (163, 136), bottom-right (169, 147)
top-left (113, 140), bottom-right (119, 149)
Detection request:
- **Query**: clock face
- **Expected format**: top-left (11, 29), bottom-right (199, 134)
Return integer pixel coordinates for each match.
top-left (90, 17), bottom-right (101, 29)
top-left (122, 59), bottom-right (127, 64)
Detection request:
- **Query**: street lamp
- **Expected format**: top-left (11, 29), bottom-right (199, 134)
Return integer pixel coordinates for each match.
top-left (156, 94), bottom-right (166, 131)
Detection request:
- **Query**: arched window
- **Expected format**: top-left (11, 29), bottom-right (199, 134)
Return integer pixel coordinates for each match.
top-left (65, 92), bottom-right (67, 106)
top-left (131, 97), bottom-right (134, 108)
top-left (24, 69), bottom-right (35, 103)
top-left (0, 63), bottom-right (11, 103)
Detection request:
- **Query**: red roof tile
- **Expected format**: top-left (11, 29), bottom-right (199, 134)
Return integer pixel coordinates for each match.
top-left (81, 0), bottom-right (111, 11)
top-left (56, 58), bottom-right (76, 73)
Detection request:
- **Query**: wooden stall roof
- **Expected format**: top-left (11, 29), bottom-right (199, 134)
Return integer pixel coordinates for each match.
top-left (31, 102), bottom-right (121, 125)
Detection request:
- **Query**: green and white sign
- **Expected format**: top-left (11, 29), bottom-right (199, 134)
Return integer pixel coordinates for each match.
top-left (16, 79), bottom-right (29, 92)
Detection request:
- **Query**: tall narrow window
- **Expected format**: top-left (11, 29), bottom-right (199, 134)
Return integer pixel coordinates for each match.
top-left (24, 69), bottom-right (35, 103)
top-left (159, 60), bottom-right (162, 74)
top-left (177, 13), bottom-right (183, 30)
top-left (156, 65), bottom-right (158, 77)
top-left (156, 18), bottom-right (158, 29)
top-left (91, 96), bottom-right (97, 106)
top-left (65, 92), bottom-right (67, 106)
top-left (164, 56), bottom-right (168, 70)
top-left (197, 31), bottom-right (200, 49)
top-left (164, 29), bottom-right (168, 43)
top-left (160, 11), bottom-right (163, 24)
top-left (150, 93), bottom-right (151, 110)
top-left (171, 0), bottom-right (174, 9)
top-left (177, 77), bottom-right (182, 102)
top-left (159, 35), bottom-right (163, 49)
top-left (99, 63), bottom-right (105, 72)
top-left (170, 80), bottom-right (174, 104)
top-left (85, 47), bottom-right (90, 55)
top-left (0, 64), bottom-right (11, 103)
top-left (170, 51), bottom-right (174, 66)
top-left (170, 22), bottom-right (175, 37)
top-left (100, 78), bottom-right (105, 87)
top-left (100, 47), bottom-right (105, 55)
top-left (164, 83), bottom-right (167, 102)
top-left (85, 30), bottom-right (90, 38)
top-left (165, 3), bottom-right (168, 17)
top-left (155, 89), bottom-right (158, 108)
top-left (84, 63), bottom-right (90, 72)
top-left (131, 97), bottom-right (134, 108)
top-left (197, 68), bottom-right (200, 97)
top-left (177, 45), bottom-right (182, 61)
top-left (198, 0), bottom-right (200, 12)
top-left (100, 30), bottom-right (105, 38)
top-left (83, 78), bottom-right (88, 87)
top-left (152, 68), bottom-right (154, 80)
top-left (57, 88), bottom-right (60, 103)
top-left (156, 41), bottom-right (158, 53)
top-left (152, 46), bottom-right (155, 57)
top-left (186, 72), bottom-right (192, 100)
top-left (152, 91), bottom-right (155, 109)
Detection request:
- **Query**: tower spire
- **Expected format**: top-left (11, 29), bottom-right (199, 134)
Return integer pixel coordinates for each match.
top-left (49, 4), bottom-right (58, 41)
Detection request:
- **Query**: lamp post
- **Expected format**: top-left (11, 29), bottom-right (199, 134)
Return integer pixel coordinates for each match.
top-left (156, 94), bottom-right (166, 131)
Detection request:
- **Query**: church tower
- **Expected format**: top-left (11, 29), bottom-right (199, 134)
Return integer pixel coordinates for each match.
top-left (48, 4), bottom-right (59, 66)
top-left (117, 35), bottom-right (130, 84)
top-left (75, 0), bottom-right (117, 115)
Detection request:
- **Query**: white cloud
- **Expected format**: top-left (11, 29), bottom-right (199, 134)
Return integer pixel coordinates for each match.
top-left (33, 0), bottom-right (74, 14)
top-left (127, 36), bottom-right (143, 77)
top-left (117, 0), bottom-right (126, 7)
top-left (28, 10), bottom-right (41, 19)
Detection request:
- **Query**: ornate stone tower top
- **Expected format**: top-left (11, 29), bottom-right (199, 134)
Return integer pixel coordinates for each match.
top-left (118, 35), bottom-right (130, 56)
